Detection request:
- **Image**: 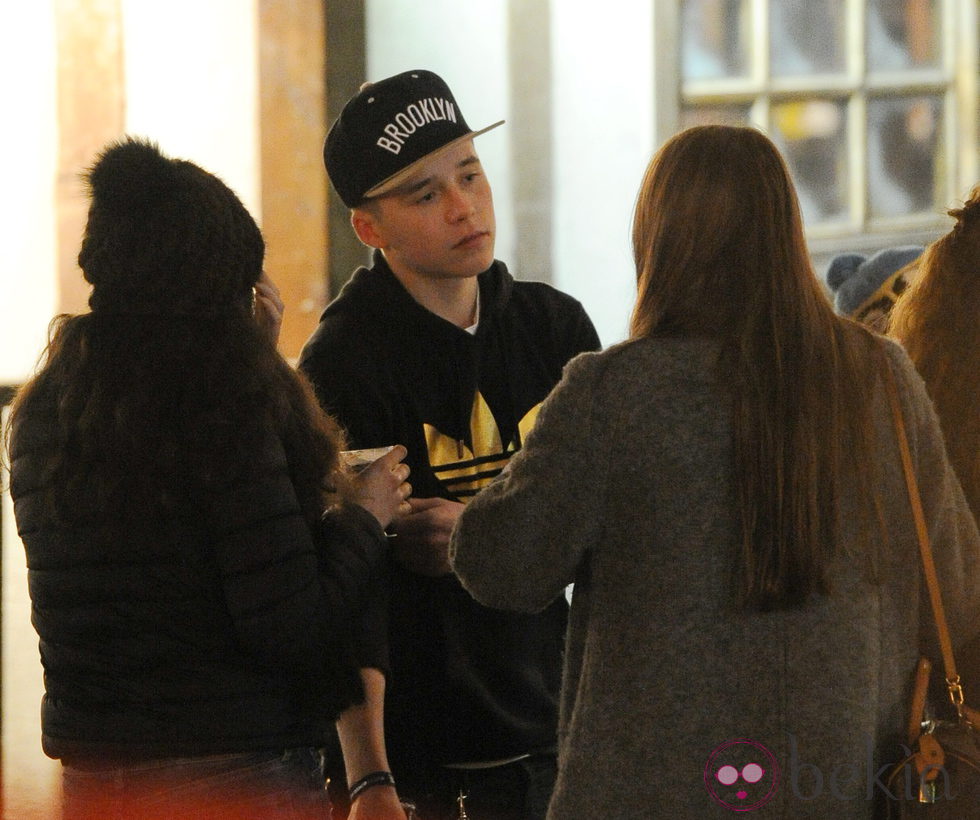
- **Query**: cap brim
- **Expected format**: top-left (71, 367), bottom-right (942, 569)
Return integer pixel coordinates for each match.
top-left (363, 120), bottom-right (505, 200)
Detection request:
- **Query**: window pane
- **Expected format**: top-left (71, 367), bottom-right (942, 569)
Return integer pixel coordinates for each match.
top-left (867, 95), bottom-right (944, 217)
top-left (770, 0), bottom-right (846, 77)
top-left (770, 99), bottom-right (848, 223)
top-left (867, 0), bottom-right (941, 71)
top-left (682, 0), bottom-right (750, 81)
top-left (680, 105), bottom-right (753, 129)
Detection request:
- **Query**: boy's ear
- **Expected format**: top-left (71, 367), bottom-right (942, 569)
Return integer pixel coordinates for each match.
top-left (351, 207), bottom-right (384, 249)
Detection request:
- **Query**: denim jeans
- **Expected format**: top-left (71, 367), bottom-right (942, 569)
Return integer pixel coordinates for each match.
top-left (61, 747), bottom-right (330, 820)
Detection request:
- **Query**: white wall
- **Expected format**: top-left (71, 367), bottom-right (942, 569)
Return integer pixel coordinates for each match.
top-left (0, 4), bottom-right (58, 386)
top-left (365, 0), bottom-right (515, 277)
top-left (0, 6), bottom-right (62, 809)
top-left (122, 0), bottom-right (261, 217)
top-left (551, 0), bottom-right (655, 346)
top-left (365, 0), bottom-right (653, 347)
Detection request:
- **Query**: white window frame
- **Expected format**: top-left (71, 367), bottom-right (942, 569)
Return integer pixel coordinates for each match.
top-left (661, 0), bottom-right (979, 256)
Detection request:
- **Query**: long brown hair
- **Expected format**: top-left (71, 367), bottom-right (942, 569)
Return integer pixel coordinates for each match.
top-left (888, 186), bottom-right (980, 521)
top-left (630, 125), bottom-right (880, 610)
top-left (7, 309), bottom-right (349, 532)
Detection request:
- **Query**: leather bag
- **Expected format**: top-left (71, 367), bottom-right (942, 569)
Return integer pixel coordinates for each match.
top-left (881, 362), bottom-right (980, 818)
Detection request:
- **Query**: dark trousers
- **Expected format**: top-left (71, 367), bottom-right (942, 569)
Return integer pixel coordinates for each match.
top-left (329, 754), bottom-right (557, 820)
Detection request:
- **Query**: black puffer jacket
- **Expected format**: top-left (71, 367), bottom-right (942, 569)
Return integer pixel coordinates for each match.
top-left (10, 390), bottom-right (387, 762)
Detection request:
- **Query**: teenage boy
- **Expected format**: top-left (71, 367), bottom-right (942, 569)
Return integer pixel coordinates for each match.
top-left (299, 69), bottom-right (600, 820)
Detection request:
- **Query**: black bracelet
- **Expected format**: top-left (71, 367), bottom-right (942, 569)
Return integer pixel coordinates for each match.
top-left (349, 770), bottom-right (396, 801)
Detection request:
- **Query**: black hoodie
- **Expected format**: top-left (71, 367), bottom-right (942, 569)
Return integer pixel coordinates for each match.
top-left (299, 251), bottom-right (600, 786)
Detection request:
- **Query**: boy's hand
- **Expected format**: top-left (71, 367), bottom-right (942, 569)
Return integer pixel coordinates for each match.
top-left (388, 497), bottom-right (463, 576)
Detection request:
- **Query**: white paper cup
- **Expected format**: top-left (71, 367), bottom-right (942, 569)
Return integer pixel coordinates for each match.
top-left (340, 446), bottom-right (395, 472)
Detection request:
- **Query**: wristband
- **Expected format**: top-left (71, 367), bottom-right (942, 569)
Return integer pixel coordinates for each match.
top-left (349, 770), bottom-right (396, 801)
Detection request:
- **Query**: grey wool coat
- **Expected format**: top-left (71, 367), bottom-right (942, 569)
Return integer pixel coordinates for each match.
top-left (450, 336), bottom-right (980, 819)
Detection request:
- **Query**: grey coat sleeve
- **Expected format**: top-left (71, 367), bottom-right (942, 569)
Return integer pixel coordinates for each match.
top-left (450, 351), bottom-right (608, 612)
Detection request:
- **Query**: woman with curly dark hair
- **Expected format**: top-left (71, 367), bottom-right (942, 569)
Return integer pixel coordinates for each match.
top-left (6, 138), bottom-right (411, 819)
top-left (889, 185), bottom-right (980, 523)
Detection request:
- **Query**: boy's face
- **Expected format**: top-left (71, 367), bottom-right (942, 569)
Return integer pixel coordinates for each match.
top-left (352, 139), bottom-right (495, 285)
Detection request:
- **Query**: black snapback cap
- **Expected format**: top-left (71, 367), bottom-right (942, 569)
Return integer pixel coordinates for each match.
top-left (324, 69), bottom-right (504, 207)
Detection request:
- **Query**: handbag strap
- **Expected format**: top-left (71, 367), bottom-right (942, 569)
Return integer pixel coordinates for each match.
top-left (882, 357), bottom-right (965, 712)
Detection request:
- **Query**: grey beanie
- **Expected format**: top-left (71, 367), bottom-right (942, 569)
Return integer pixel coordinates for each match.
top-left (824, 245), bottom-right (924, 321)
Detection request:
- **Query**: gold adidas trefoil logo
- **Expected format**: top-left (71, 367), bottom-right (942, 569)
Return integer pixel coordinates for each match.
top-left (424, 391), bottom-right (541, 500)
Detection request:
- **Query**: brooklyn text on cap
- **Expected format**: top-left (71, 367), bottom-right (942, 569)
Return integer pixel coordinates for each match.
top-left (324, 69), bottom-right (504, 207)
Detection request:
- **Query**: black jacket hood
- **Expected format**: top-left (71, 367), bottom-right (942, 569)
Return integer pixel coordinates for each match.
top-left (322, 249), bottom-right (514, 343)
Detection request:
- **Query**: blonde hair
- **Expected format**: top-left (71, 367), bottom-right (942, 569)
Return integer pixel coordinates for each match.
top-left (889, 185), bottom-right (980, 521)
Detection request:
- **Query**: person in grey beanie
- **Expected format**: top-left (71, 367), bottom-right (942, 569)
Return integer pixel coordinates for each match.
top-left (824, 245), bottom-right (923, 330)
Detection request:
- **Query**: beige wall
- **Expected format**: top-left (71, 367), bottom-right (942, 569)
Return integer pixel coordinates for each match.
top-left (259, 0), bottom-right (329, 361)
top-left (55, 0), bottom-right (126, 317)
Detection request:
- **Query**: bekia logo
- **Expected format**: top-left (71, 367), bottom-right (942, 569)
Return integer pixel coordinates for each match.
top-left (704, 739), bottom-right (780, 811)
top-left (705, 734), bottom-right (955, 811)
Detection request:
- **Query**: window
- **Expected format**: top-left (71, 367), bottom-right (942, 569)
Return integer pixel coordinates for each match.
top-left (680, 0), bottom-right (978, 246)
